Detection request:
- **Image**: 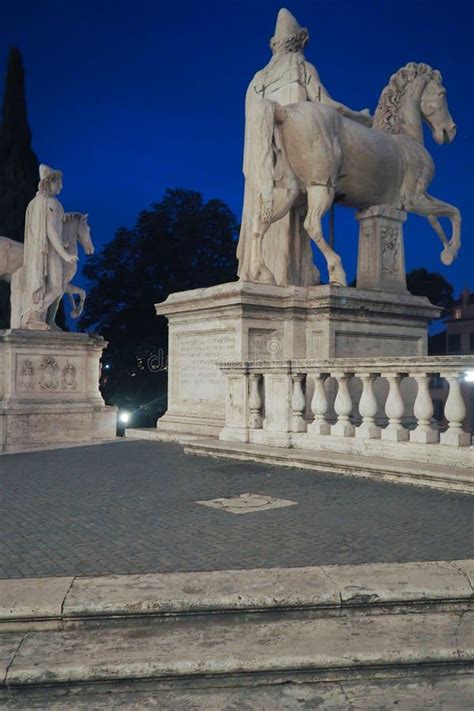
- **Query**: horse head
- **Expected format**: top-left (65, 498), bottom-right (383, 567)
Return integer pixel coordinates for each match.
top-left (374, 63), bottom-right (456, 146)
top-left (77, 213), bottom-right (95, 256)
top-left (420, 71), bottom-right (456, 145)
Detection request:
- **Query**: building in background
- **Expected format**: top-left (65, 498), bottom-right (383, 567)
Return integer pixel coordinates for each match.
top-left (429, 288), bottom-right (474, 433)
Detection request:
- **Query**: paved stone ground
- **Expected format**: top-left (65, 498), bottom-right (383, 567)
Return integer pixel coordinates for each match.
top-left (0, 440), bottom-right (472, 579)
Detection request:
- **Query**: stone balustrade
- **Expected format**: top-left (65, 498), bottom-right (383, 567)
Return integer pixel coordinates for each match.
top-left (219, 357), bottom-right (474, 460)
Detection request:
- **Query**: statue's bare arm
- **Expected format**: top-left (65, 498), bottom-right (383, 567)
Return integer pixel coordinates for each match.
top-left (305, 63), bottom-right (372, 126)
top-left (47, 202), bottom-right (77, 264)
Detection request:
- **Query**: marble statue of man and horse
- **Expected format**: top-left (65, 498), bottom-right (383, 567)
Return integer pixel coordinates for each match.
top-left (0, 165), bottom-right (94, 331)
top-left (237, 8), bottom-right (460, 288)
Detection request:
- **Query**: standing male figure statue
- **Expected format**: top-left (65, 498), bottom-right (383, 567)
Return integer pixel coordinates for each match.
top-left (237, 8), bottom-right (371, 286)
top-left (13, 164), bottom-right (77, 330)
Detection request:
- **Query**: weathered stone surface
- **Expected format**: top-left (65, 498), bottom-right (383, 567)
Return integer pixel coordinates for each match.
top-left (322, 560), bottom-right (473, 605)
top-left (456, 611), bottom-right (474, 654)
top-left (3, 675), bottom-right (473, 709)
top-left (0, 330), bottom-right (116, 452)
top-left (2, 559), bottom-right (472, 628)
top-left (0, 635), bottom-right (23, 684)
top-left (6, 611), bottom-right (472, 686)
top-left (63, 566), bottom-right (338, 618)
top-left (455, 559), bottom-right (474, 591)
top-left (0, 577), bottom-right (73, 621)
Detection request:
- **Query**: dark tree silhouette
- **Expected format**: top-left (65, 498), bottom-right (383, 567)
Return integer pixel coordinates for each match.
top-left (0, 48), bottom-right (39, 328)
top-left (80, 188), bottom-right (238, 415)
top-left (406, 268), bottom-right (454, 311)
top-left (0, 49), bottom-right (38, 241)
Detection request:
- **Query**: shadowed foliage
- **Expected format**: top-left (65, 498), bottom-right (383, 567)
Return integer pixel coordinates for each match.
top-left (406, 268), bottom-right (454, 311)
top-left (80, 188), bottom-right (238, 416)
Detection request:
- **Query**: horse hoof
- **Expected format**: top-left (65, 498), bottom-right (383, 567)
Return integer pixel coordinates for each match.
top-left (440, 249), bottom-right (454, 266)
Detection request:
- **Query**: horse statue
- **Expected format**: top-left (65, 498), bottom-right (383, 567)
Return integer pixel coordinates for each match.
top-left (0, 237), bottom-right (23, 283)
top-left (49, 212), bottom-right (95, 325)
top-left (2, 212), bottom-right (94, 330)
top-left (249, 62), bottom-right (459, 286)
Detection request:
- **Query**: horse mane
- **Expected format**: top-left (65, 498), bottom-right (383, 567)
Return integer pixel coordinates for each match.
top-left (64, 212), bottom-right (86, 223)
top-left (373, 62), bottom-right (442, 134)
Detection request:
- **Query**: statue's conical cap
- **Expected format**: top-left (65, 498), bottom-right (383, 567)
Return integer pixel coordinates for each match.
top-left (273, 8), bottom-right (302, 41)
top-left (39, 164), bottom-right (53, 180)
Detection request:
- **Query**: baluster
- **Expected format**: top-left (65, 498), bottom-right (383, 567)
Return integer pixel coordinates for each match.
top-left (308, 372), bottom-right (330, 435)
top-left (291, 373), bottom-right (306, 432)
top-left (331, 371), bottom-right (355, 437)
top-left (355, 372), bottom-right (381, 439)
top-left (440, 371), bottom-right (471, 446)
top-left (409, 372), bottom-right (439, 443)
top-left (381, 373), bottom-right (409, 441)
top-left (248, 373), bottom-right (263, 429)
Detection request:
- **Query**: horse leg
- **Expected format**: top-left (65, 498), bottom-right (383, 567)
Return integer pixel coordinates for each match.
top-left (304, 185), bottom-right (347, 286)
top-left (406, 193), bottom-right (461, 265)
top-left (67, 291), bottom-right (77, 316)
top-left (47, 297), bottom-right (63, 331)
top-left (248, 189), bottom-right (299, 284)
top-left (66, 283), bottom-right (86, 318)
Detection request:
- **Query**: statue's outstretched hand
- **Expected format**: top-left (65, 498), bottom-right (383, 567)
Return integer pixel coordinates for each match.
top-left (63, 253), bottom-right (79, 264)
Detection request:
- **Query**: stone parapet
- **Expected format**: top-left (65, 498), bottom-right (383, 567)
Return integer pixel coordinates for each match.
top-left (0, 330), bottom-right (116, 452)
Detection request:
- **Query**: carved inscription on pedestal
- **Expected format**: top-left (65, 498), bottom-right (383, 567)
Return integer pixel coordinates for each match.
top-left (176, 331), bottom-right (236, 402)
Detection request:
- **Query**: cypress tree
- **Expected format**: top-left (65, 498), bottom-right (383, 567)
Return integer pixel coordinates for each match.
top-left (0, 49), bottom-right (39, 327)
top-left (0, 48), bottom-right (39, 242)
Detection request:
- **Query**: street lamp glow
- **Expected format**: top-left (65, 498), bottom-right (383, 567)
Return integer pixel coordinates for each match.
top-left (465, 370), bottom-right (474, 383)
top-left (119, 410), bottom-right (131, 424)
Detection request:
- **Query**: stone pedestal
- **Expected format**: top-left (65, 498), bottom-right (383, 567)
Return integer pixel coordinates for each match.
top-left (149, 281), bottom-right (439, 441)
top-left (356, 206), bottom-right (408, 294)
top-left (0, 330), bottom-right (117, 452)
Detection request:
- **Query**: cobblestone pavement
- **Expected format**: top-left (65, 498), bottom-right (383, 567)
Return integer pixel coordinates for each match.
top-left (0, 440), bottom-right (472, 579)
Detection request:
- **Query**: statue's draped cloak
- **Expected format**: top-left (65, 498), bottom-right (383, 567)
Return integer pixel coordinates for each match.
top-left (20, 192), bottom-right (64, 322)
top-left (237, 51), bottom-right (320, 287)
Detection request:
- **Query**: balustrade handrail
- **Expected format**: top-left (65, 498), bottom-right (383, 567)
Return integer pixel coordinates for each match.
top-left (219, 355), bottom-right (473, 449)
top-left (219, 355), bottom-right (474, 375)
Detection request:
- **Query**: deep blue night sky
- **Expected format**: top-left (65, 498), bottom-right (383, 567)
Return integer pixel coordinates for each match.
top-left (2, 0), bottom-right (473, 295)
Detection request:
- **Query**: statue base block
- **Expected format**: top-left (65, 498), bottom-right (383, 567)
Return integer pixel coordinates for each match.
top-left (0, 330), bottom-right (117, 453)
top-left (137, 281), bottom-right (439, 442)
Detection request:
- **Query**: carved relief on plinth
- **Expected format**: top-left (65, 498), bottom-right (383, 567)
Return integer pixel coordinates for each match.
top-left (381, 226), bottom-right (401, 276)
top-left (356, 207), bottom-right (407, 293)
top-left (62, 363), bottom-right (78, 390)
top-left (20, 359), bottom-right (35, 390)
top-left (39, 357), bottom-right (60, 390)
top-left (15, 354), bottom-right (82, 394)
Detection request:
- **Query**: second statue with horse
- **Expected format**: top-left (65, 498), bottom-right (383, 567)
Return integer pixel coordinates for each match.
top-left (0, 164), bottom-right (94, 331)
top-left (237, 8), bottom-right (461, 288)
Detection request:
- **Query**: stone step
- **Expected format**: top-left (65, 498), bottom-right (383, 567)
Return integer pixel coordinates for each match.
top-left (184, 438), bottom-right (474, 494)
top-left (2, 672), bottom-right (474, 709)
top-left (1, 560), bottom-right (473, 631)
top-left (1, 609), bottom-right (473, 693)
